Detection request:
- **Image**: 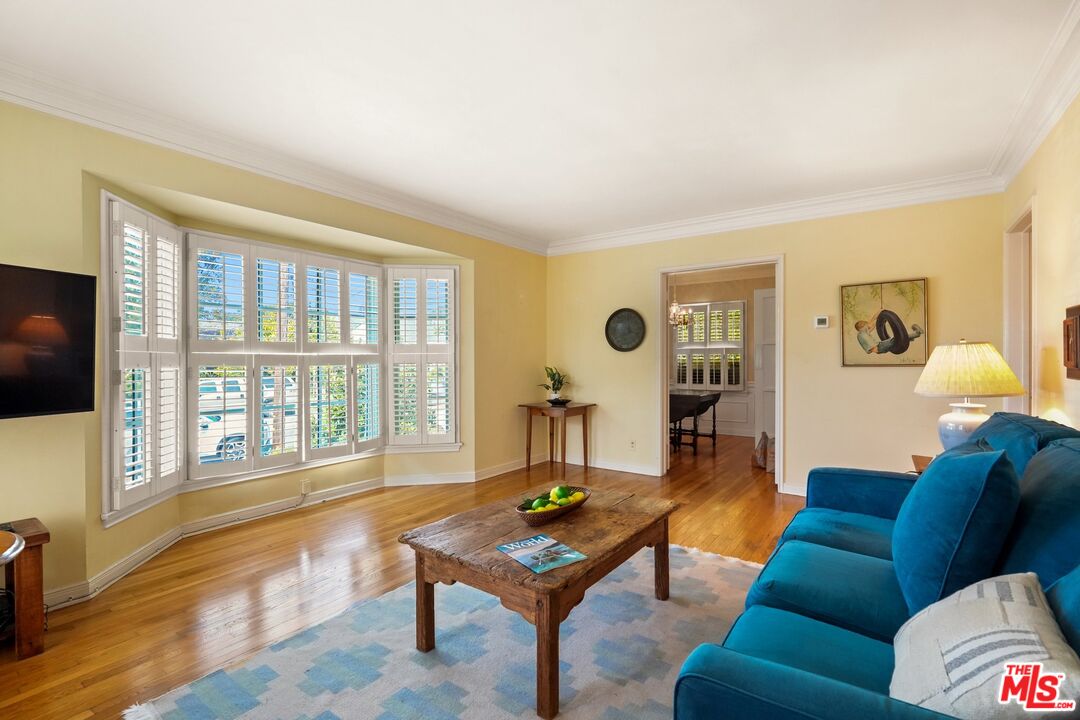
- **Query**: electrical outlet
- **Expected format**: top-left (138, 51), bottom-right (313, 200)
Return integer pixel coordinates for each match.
top-left (300, 479), bottom-right (311, 495)
top-left (629, 440), bottom-right (637, 451)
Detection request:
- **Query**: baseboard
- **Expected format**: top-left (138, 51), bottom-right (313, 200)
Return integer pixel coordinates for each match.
top-left (778, 481), bottom-right (807, 498)
top-left (45, 526), bottom-right (183, 609)
top-left (473, 454), bottom-right (550, 481)
top-left (180, 477), bottom-right (384, 537)
top-left (383, 471), bottom-right (476, 487)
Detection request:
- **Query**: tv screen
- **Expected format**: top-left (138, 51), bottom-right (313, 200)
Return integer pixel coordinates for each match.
top-left (0, 264), bottom-right (96, 419)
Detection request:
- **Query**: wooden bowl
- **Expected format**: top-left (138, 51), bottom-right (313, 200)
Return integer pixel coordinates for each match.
top-left (515, 487), bottom-right (591, 526)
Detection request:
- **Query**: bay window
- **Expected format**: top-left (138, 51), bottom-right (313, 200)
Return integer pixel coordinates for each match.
top-left (102, 193), bottom-right (457, 522)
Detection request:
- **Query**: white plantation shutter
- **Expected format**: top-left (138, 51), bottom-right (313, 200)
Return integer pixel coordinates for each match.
top-left (107, 198), bottom-right (185, 512)
top-left (188, 234), bottom-right (248, 353)
top-left (255, 358), bottom-right (300, 470)
top-left (304, 260), bottom-right (346, 352)
top-left (347, 263), bottom-right (380, 352)
top-left (387, 267), bottom-right (456, 446)
top-left (671, 300), bottom-right (745, 392)
top-left (356, 362), bottom-right (380, 450)
top-left (254, 250), bottom-right (299, 352)
top-left (306, 357), bottom-right (350, 459)
top-left (188, 357), bottom-right (253, 479)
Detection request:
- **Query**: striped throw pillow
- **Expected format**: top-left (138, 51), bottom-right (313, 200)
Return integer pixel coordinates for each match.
top-left (891, 573), bottom-right (1080, 718)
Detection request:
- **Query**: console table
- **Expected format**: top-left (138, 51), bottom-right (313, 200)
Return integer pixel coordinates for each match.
top-left (520, 402), bottom-right (596, 470)
top-left (1, 517), bottom-right (50, 659)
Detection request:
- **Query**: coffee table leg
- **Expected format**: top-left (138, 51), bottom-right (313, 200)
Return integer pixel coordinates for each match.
top-left (416, 553), bottom-right (435, 652)
top-left (654, 520), bottom-right (670, 601)
top-left (536, 593), bottom-right (559, 719)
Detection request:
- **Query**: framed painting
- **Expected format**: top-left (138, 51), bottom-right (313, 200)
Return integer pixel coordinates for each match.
top-left (840, 278), bottom-right (928, 367)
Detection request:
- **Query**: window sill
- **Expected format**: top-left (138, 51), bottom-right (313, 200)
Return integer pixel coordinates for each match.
top-left (101, 487), bottom-right (179, 528)
top-left (179, 447), bottom-right (386, 493)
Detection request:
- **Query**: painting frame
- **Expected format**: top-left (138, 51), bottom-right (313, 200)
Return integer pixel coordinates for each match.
top-left (840, 278), bottom-right (928, 367)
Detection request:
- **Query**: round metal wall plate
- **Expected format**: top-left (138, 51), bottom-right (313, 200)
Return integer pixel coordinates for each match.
top-left (605, 308), bottom-right (646, 352)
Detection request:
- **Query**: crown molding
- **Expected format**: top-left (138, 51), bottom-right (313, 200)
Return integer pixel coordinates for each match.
top-left (3, 0), bottom-right (1080, 262)
top-left (0, 59), bottom-right (549, 256)
top-left (546, 170), bottom-right (1005, 256)
top-left (989, 0), bottom-right (1080, 181)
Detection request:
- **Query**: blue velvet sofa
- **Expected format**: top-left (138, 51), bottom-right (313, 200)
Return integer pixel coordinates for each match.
top-left (675, 413), bottom-right (1080, 719)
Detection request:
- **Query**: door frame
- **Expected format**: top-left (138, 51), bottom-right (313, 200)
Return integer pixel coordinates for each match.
top-left (1003, 198), bottom-right (1036, 414)
top-left (657, 254), bottom-right (787, 492)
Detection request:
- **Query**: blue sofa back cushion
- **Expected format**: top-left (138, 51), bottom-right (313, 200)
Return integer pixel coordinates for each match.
top-left (999, 438), bottom-right (1080, 587)
top-left (968, 411), bottom-right (1080, 475)
top-left (1047, 563), bottom-right (1080, 652)
top-left (892, 443), bottom-right (1020, 614)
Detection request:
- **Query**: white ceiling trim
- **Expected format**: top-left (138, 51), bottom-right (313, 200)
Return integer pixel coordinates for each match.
top-left (0, 59), bottom-right (548, 256)
top-left (1, 3), bottom-right (1080, 260)
top-left (546, 170), bottom-right (1006, 256)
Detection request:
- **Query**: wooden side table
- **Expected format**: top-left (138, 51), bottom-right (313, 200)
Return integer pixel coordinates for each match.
top-left (912, 454), bottom-right (934, 474)
top-left (1, 517), bottom-right (50, 658)
top-left (520, 402), bottom-right (596, 470)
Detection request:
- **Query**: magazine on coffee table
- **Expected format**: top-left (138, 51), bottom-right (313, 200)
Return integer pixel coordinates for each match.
top-left (496, 534), bottom-right (587, 574)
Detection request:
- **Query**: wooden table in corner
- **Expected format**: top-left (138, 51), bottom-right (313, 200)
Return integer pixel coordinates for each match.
top-left (0, 517), bottom-right (50, 659)
top-left (399, 486), bottom-right (678, 719)
top-left (519, 402), bottom-right (596, 470)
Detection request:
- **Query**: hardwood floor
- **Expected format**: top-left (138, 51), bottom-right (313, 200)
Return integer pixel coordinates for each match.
top-left (0, 435), bottom-right (802, 719)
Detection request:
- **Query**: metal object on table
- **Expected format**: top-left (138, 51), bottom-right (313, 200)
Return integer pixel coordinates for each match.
top-left (669, 390), bottom-right (721, 454)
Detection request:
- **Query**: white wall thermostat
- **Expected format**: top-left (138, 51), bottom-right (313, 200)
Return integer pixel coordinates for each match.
top-left (813, 315), bottom-right (830, 329)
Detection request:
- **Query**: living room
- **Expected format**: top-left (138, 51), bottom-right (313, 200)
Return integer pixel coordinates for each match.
top-left (1, 3), bottom-right (1079, 719)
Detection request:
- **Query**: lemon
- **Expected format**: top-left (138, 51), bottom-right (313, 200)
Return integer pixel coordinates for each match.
top-left (543, 503), bottom-right (559, 511)
top-left (549, 485), bottom-right (571, 502)
top-left (556, 497), bottom-right (572, 506)
top-left (570, 491), bottom-right (585, 502)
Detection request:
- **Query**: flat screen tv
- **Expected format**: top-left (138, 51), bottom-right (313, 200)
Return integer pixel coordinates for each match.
top-left (0, 264), bottom-right (96, 419)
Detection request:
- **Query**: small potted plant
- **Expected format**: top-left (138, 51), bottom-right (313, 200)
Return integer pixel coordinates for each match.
top-left (539, 366), bottom-right (570, 406)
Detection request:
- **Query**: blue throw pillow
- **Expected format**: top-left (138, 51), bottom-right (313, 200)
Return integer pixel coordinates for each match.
top-left (892, 442), bottom-right (1020, 614)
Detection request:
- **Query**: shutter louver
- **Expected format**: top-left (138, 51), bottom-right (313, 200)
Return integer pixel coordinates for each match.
top-left (393, 278), bottom-right (418, 345)
top-left (155, 236), bottom-right (179, 341)
top-left (196, 364), bottom-right (248, 465)
top-left (426, 362), bottom-right (450, 435)
top-left (349, 272), bottom-right (379, 346)
top-left (260, 364), bottom-right (299, 458)
top-left (426, 278), bottom-right (450, 345)
top-left (257, 258), bottom-right (297, 343)
top-left (122, 367), bottom-right (152, 490)
top-left (306, 266), bottom-right (342, 344)
top-left (308, 363), bottom-right (348, 450)
top-left (357, 363), bottom-right (380, 444)
top-left (122, 223), bottom-right (148, 337)
top-left (157, 365), bottom-right (180, 478)
top-left (196, 248), bottom-right (245, 342)
top-left (392, 362), bottom-right (418, 439)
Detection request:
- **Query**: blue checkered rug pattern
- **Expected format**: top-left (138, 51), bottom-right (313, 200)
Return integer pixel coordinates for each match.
top-left (125, 546), bottom-right (760, 720)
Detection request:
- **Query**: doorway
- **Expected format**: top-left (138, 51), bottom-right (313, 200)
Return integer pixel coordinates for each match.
top-left (658, 256), bottom-right (785, 490)
top-left (1003, 201), bottom-right (1035, 414)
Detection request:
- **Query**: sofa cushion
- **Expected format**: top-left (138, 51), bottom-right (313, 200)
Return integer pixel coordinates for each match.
top-left (891, 572), bottom-right (1080, 719)
top-left (998, 438), bottom-right (1080, 587)
top-left (781, 508), bottom-right (894, 559)
top-left (724, 605), bottom-right (895, 693)
top-left (1047, 563), bottom-right (1080, 652)
top-left (969, 411), bottom-right (1080, 475)
top-left (892, 444), bottom-right (1019, 614)
top-left (745, 540), bottom-right (910, 642)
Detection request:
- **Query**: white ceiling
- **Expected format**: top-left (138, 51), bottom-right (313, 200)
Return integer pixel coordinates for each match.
top-left (1, 1), bottom-right (1079, 255)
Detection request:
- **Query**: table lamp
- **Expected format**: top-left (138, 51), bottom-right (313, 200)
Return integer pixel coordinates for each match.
top-left (914, 339), bottom-right (1024, 449)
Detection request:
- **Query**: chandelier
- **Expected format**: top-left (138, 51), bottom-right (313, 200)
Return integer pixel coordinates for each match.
top-left (668, 286), bottom-right (691, 327)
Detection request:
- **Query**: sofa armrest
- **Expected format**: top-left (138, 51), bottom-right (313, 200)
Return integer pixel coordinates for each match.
top-left (806, 467), bottom-right (919, 520)
top-left (675, 644), bottom-right (953, 720)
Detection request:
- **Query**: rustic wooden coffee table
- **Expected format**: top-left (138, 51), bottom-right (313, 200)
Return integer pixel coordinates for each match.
top-left (399, 486), bottom-right (678, 719)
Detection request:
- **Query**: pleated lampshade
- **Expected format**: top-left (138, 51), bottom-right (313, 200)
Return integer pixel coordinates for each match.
top-left (915, 341), bottom-right (1024, 398)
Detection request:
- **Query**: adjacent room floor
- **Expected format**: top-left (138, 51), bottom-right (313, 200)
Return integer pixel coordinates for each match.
top-left (0, 435), bottom-right (802, 719)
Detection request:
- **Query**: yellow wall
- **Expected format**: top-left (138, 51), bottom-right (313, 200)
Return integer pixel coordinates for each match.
top-left (548, 195), bottom-right (1006, 485)
top-left (1003, 92), bottom-right (1080, 425)
top-left (0, 100), bottom-right (546, 591)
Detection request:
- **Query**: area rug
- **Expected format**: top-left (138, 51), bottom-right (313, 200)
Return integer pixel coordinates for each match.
top-left (125, 546), bottom-right (760, 720)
